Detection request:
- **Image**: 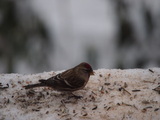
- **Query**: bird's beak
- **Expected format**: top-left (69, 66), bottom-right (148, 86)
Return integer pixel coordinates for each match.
top-left (90, 71), bottom-right (95, 75)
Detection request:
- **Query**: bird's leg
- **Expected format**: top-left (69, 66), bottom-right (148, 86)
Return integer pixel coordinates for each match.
top-left (67, 93), bottom-right (83, 100)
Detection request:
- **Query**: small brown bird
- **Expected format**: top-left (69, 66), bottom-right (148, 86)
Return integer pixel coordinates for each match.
top-left (24, 62), bottom-right (94, 92)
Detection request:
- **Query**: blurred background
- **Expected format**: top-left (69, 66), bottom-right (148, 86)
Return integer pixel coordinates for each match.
top-left (0, 0), bottom-right (160, 73)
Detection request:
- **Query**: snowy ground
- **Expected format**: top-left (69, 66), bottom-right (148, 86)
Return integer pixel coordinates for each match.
top-left (0, 68), bottom-right (160, 120)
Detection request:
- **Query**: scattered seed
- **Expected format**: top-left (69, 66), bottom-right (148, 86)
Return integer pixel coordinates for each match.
top-left (145, 106), bottom-right (152, 109)
top-left (91, 91), bottom-right (97, 95)
top-left (122, 102), bottom-right (132, 106)
top-left (46, 92), bottom-right (49, 95)
top-left (119, 87), bottom-right (131, 95)
top-left (92, 105), bottom-right (97, 110)
top-left (114, 81), bottom-right (117, 85)
top-left (148, 69), bottom-right (154, 73)
top-left (142, 100), bottom-right (150, 104)
top-left (152, 86), bottom-right (160, 94)
top-left (124, 82), bottom-right (128, 88)
top-left (104, 83), bottom-right (110, 86)
top-left (73, 113), bottom-right (78, 117)
top-left (108, 88), bottom-right (114, 90)
top-left (117, 103), bottom-right (121, 106)
top-left (107, 107), bottom-right (111, 111)
top-left (123, 88), bottom-right (131, 95)
top-left (99, 74), bottom-right (103, 77)
top-left (133, 105), bottom-right (138, 110)
top-left (18, 81), bottom-right (21, 84)
top-left (32, 109), bottom-right (40, 111)
top-left (154, 108), bottom-right (159, 111)
top-left (73, 110), bottom-right (75, 113)
top-left (141, 108), bottom-right (147, 113)
top-left (101, 91), bottom-right (104, 94)
top-left (91, 95), bottom-right (95, 101)
top-left (133, 95), bottom-right (137, 99)
top-left (119, 87), bottom-right (123, 91)
top-left (81, 110), bottom-right (88, 116)
top-left (132, 90), bottom-right (141, 92)
top-left (0, 84), bottom-right (9, 89)
top-left (99, 86), bottom-right (103, 91)
top-left (82, 112), bottom-right (88, 116)
top-left (105, 90), bottom-right (108, 94)
top-left (104, 104), bottom-right (107, 108)
top-left (143, 80), bottom-right (154, 83)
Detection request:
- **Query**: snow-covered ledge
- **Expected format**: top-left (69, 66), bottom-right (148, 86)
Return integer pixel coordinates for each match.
top-left (0, 68), bottom-right (160, 120)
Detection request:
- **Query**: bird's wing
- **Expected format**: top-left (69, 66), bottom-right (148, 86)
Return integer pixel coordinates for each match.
top-left (45, 74), bottom-right (65, 86)
top-left (61, 69), bottom-right (85, 88)
top-left (41, 71), bottom-right (75, 90)
top-left (39, 69), bottom-right (85, 91)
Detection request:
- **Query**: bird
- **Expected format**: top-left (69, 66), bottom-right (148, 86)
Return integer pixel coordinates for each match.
top-left (23, 62), bottom-right (94, 92)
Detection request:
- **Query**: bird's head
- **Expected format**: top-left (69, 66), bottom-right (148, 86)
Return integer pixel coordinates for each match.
top-left (76, 62), bottom-right (94, 76)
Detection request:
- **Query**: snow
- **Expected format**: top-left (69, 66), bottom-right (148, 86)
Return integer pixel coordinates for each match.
top-left (0, 68), bottom-right (160, 120)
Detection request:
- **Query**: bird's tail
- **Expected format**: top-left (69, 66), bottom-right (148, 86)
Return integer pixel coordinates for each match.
top-left (23, 79), bottom-right (47, 89)
top-left (39, 79), bottom-right (47, 83)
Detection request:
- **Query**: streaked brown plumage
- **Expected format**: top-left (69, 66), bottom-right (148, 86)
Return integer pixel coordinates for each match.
top-left (24, 62), bottom-right (94, 92)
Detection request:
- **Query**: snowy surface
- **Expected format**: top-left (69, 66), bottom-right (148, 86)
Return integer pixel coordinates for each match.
top-left (0, 68), bottom-right (160, 120)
